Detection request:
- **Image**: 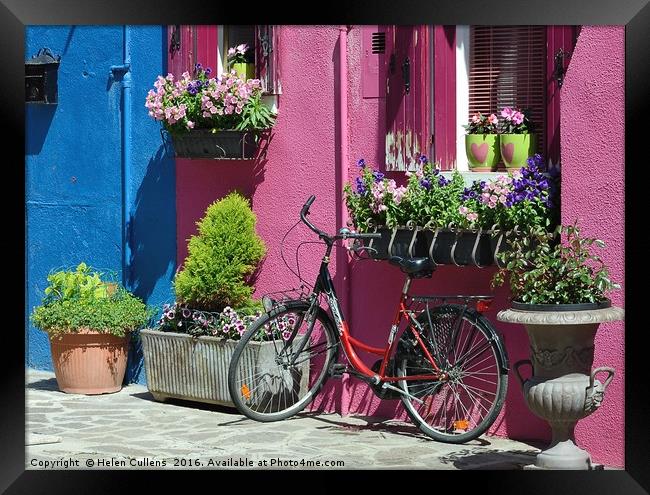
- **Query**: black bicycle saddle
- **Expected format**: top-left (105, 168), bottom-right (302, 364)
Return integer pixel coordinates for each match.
top-left (388, 256), bottom-right (435, 278)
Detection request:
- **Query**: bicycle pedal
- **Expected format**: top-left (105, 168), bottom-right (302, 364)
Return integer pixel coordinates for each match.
top-left (329, 363), bottom-right (347, 378)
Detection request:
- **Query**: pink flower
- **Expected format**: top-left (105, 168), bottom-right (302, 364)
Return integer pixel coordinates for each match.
top-left (487, 114), bottom-right (498, 125)
top-left (459, 206), bottom-right (469, 215)
top-left (186, 121), bottom-right (194, 129)
top-left (471, 113), bottom-right (481, 124)
top-left (467, 212), bottom-right (479, 222)
top-left (228, 47), bottom-right (236, 56)
top-left (512, 112), bottom-right (524, 125)
top-left (500, 107), bottom-right (513, 119)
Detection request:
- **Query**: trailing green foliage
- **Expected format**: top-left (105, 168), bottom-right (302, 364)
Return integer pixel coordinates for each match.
top-left (30, 263), bottom-right (151, 337)
top-left (491, 223), bottom-right (621, 305)
top-left (174, 192), bottom-right (266, 312)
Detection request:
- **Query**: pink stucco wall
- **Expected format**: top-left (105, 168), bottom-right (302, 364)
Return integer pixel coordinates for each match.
top-left (559, 26), bottom-right (625, 468)
top-left (176, 26), bottom-right (625, 467)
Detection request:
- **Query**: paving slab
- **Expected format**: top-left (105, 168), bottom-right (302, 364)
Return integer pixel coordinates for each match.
top-left (25, 368), bottom-right (544, 470)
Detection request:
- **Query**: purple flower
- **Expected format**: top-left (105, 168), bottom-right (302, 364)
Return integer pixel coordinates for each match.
top-left (418, 155), bottom-right (428, 164)
top-left (438, 176), bottom-right (449, 187)
top-left (372, 171), bottom-right (385, 183)
top-left (355, 177), bottom-right (366, 195)
top-left (357, 158), bottom-right (366, 168)
top-left (420, 179), bottom-right (431, 190)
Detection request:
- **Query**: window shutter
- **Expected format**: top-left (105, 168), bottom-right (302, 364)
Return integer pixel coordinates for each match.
top-left (468, 26), bottom-right (547, 157)
top-left (433, 26), bottom-right (456, 170)
top-left (167, 25), bottom-right (196, 77)
top-left (385, 25), bottom-right (430, 171)
top-left (361, 26), bottom-right (387, 98)
top-left (193, 25), bottom-right (219, 73)
top-left (255, 25), bottom-right (281, 94)
top-left (546, 26), bottom-right (578, 165)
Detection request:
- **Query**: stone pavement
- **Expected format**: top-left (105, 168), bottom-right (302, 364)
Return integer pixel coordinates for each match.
top-left (26, 369), bottom-right (542, 470)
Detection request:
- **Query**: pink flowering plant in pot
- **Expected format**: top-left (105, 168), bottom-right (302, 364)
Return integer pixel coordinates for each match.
top-left (499, 106), bottom-right (536, 168)
top-left (463, 113), bottom-right (501, 171)
top-left (145, 64), bottom-right (275, 136)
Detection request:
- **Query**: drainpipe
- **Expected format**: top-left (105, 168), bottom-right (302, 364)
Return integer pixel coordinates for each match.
top-left (111, 26), bottom-right (132, 288)
top-left (338, 25), bottom-right (351, 417)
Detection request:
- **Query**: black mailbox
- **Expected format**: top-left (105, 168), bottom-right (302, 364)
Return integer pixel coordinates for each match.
top-left (25, 48), bottom-right (60, 104)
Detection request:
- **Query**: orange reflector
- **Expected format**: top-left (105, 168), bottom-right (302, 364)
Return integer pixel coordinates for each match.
top-left (476, 299), bottom-right (492, 313)
top-left (453, 419), bottom-right (469, 431)
top-left (241, 384), bottom-right (251, 400)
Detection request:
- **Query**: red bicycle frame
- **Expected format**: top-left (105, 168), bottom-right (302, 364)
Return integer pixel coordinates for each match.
top-left (315, 252), bottom-right (445, 385)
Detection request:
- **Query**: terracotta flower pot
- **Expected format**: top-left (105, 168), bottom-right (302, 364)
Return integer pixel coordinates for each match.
top-left (49, 329), bottom-right (130, 394)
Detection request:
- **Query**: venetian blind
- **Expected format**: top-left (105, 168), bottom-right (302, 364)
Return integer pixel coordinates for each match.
top-left (468, 26), bottom-right (546, 155)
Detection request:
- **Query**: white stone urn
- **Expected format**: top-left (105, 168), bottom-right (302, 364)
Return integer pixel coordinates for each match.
top-left (497, 301), bottom-right (624, 470)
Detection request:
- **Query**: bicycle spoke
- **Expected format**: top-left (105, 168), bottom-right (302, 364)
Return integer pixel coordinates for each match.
top-left (398, 305), bottom-right (506, 442)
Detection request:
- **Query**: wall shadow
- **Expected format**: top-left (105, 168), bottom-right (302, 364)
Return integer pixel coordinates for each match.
top-left (126, 145), bottom-right (176, 302)
top-left (124, 144), bottom-right (176, 383)
top-left (26, 104), bottom-right (57, 155)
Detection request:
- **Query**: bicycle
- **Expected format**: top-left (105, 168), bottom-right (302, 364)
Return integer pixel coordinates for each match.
top-left (227, 195), bottom-right (509, 443)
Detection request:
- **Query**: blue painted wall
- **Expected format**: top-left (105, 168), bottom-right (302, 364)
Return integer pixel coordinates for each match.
top-left (26, 26), bottom-right (176, 384)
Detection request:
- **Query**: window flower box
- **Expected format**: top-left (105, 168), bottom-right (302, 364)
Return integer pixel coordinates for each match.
top-left (146, 65), bottom-right (276, 160)
top-left (166, 129), bottom-right (259, 160)
top-left (345, 155), bottom-right (559, 268)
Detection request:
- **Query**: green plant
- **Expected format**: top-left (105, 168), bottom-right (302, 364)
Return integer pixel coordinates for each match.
top-left (463, 112), bottom-right (499, 134)
top-left (491, 223), bottom-right (621, 304)
top-left (30, 264), bottom-right (151, 338)
top-left (174, 192), bottom-right (266, 312)
top-left (146, 65), bottom-right (276, 136)
top-left (235, 92), bottom-right (276, 131)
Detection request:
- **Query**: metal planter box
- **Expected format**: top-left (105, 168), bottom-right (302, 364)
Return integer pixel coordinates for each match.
top-left (140, 329), bottom-right (309, 408)
top-left (167, 129), bottom-right (259, 159)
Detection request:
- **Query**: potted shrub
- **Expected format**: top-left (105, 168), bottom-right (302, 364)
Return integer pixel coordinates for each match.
top-left (141, 192), bottom-right (281, 406)
top-left (463, 112), bottom-right (501, 172)
top-left (494, 224), bottom-right (624, 470)
top-left (227, 43), bottom-right (255, 81)
top-left (146, 64), bottom-right (276, 159)
top-left (498, 107), bottom-right (536, 169)
top-left (30, 263), bottom-right (151, 395)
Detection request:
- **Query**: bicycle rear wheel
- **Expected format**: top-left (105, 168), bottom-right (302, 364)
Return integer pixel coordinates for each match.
top-left (397, 304), bottom-right (508, 443)
top-left (228, 299), bottom-right (339, 422)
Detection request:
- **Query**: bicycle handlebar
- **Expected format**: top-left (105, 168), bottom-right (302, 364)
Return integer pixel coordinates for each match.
top-left (300, 196), bottom-right (382, 242)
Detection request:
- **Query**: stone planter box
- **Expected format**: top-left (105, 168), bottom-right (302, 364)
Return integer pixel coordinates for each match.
top-left (140, 329), bottom-right (309, 408)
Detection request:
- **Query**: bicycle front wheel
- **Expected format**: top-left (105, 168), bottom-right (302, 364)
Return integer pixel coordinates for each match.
top-left (398, 304), bottom-right (508, 443)
top-left (228, 300), bottom-right (339, 422)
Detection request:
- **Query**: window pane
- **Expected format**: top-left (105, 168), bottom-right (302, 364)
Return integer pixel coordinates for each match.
top-left (468, 26), bottom-right (546, 156)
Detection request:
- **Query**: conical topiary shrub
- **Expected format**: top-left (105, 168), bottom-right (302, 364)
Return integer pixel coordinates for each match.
top-left (174, 192), bottom-right (266, 312)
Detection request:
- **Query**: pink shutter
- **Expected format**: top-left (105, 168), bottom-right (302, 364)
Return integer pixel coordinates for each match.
top-left (385, 25), bottom-right (430, 171)
top-left (255, 25), bottom-right (281, 94)
top-left (167, 25), bottom-right (195, 77)
top-left (194, 25), bottom-right (219, 73)
top-left (433, 26), bottom-right (456, 170)
top-left (361, 26), bottom-right (387, 98)
top-left (546, 26), bottom-right (578, 165)
top-left (468, 26), bottom-right (547, 160)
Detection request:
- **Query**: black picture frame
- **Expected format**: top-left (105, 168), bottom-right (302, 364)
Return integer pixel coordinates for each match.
top-left (3, 0), bottom-right (647, 492)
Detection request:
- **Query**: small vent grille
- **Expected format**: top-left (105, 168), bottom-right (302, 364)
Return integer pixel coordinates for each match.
top-left (372, 32), bottom-right (386, 54)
